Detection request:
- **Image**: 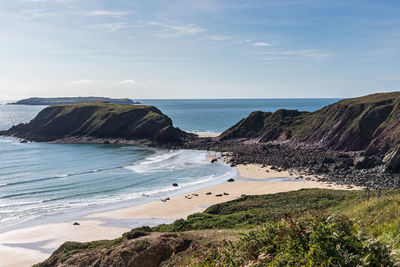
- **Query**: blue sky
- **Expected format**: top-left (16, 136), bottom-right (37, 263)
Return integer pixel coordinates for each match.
top-left (0, 0), bottom-right (399, 99)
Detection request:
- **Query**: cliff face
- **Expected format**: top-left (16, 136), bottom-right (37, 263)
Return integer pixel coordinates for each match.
top-left (3, 102), bottom-right (187, 143)
top-left (220, 92), bottom-right (400, 153)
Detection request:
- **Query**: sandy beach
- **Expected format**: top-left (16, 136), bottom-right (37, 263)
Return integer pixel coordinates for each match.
top-left (0, 159), bottom-right (360, 267)
top-left (196, 132), bottom-right (220, 138)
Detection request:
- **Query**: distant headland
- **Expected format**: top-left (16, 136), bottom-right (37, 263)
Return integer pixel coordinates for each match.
top-left (2, 101), bottom-right (189, 144)
top-left (8, 97), bottom-right (141, 105)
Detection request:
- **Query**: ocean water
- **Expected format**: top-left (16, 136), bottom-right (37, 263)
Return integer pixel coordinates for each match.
top-left (0, 98), bottom-right (340, 232)
top-left (141, 98), bottom-right (341, 134)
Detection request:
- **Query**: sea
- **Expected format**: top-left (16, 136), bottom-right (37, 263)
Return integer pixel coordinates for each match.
top-left (0, 98), bottom-right (340, 232)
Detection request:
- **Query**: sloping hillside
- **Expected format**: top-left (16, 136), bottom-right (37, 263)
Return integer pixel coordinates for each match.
top-left (2, 101), bottom-right (187, 143)
top-left (220, 92), bottom-right (400, 154)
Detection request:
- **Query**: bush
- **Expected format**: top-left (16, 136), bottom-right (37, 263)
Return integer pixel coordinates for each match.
top-left (201, 214), bottom-right (395, 266)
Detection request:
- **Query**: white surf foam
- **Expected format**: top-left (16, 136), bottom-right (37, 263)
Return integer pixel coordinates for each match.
top-left (124, 150), bottom-right (207, 173)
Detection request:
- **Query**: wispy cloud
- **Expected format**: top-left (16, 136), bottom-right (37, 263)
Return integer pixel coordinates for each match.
top-left (85, 10), bottom-right (129, 17)
top-left (68, 79), bottom-right (94, 85)
top-left (259, 49), bottom-right (332, 59)
top-left (20, 9), bottom-right (60, 19)
top-left (148, 21), bottom-right (205, 37)
top-left (117, 79), bottom-right (137, 84)
top-left (204, 35), bottom-right (232, 41)
top-left (252, 42), bottom-right (271, 47)
top-left (99, 22), bottom-right (127, 32)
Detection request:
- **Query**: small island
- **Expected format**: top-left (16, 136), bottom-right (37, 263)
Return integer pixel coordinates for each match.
top-left (8, 97), bottom-right (140, 106)
top-left (1, 101), bottom-right (188, 144)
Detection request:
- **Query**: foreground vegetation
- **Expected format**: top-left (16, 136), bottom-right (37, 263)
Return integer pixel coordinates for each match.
top-left (37, 189), bottom-right (400, 266)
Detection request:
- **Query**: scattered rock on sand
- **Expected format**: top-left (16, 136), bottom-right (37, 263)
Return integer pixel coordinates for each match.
top-left (223, 192), bottom-right (229, 195)
top-left (227, 178), bottom-right (234, 182)
top-left (73, 222), bottom-right (80, 226)
top-left (172, 183), bottom-right (178, 187)
top-left (215, 194), bottom-right (223, 197)
top-left (206, 192), bottom-right (212, 195)
top-left (161, 197), bottom-right (170, 202)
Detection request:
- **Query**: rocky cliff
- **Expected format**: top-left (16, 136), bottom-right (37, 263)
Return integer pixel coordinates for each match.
top-left (2, 102), bottom-right (188, 143)
top-left (219, 92), bottom-right (400, 167)
top-left (35, 232), bottom-right (197, 267)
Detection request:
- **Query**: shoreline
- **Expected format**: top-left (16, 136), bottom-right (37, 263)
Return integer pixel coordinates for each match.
top-left (0, 155), bottom-right (361, 267)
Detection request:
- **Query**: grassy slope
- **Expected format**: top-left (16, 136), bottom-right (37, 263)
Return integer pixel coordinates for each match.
top-left (38, 188), bottom-right (400, 266)
top-left (220, 92), bottom-right (400, 152)
top-left (5, 101), bottom-right (178, 142)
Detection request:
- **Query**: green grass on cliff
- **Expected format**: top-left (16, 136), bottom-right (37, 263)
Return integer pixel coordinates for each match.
top-left (221, 91), bottom-right (400, 152)
top-left (54, 102), bottom-right (165, 128)
top-left (37, 189), bottom-right (400, 266)
top-left (154, 189), bottom-right (365, 232)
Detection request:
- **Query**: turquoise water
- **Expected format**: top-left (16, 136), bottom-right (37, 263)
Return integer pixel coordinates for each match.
top-left (0, 99), bottom-right (339, 231)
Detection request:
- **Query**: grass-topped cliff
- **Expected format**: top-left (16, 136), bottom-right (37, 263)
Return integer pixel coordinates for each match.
top-left (2, 101), bottom-right (188, 143)
top-left (220, 92), bottom-right (400, 153)
top-left (219, 92), bottom-right (400, 172)
top-left (36, 189), bottom-right (400, 266)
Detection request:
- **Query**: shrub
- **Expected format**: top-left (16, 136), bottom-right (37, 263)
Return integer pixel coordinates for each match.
top-left (200, 214), bottom-right (395, 266)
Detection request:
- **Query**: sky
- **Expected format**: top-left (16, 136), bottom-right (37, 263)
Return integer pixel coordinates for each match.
top-left (0, 0), bottom-right (399, 99)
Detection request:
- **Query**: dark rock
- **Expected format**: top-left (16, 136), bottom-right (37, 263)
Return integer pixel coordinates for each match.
top-left (215, 194), bottom-right (223, 197)
top-left (223, 192), bottom-right (229, 195)
top-left (227, 178), bottom-right (235, 182)
top-left (211, 158), bottom-right (218, 163)
top-left (73, 222), bottom-right (80, 226)
top-left (20, 140), bottom-right (28, 143)
top-left (206, 192), bottom-right (212, 195)
top-left (103, 141), bottom-right (110, 144)
top-left (354, 156), bottom-right (383, 169)
top-left (322, 157), bottom-right (334, 163)
top-left (172, 183), bottom-right (178, 187)
top-left (384, 146), bottom-right (400, 173)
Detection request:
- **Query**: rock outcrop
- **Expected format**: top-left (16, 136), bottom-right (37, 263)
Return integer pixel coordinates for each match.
top-left (2, 102), bottom-right (188, 144)
top-left (36, 233), bottom-right (195, 267)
